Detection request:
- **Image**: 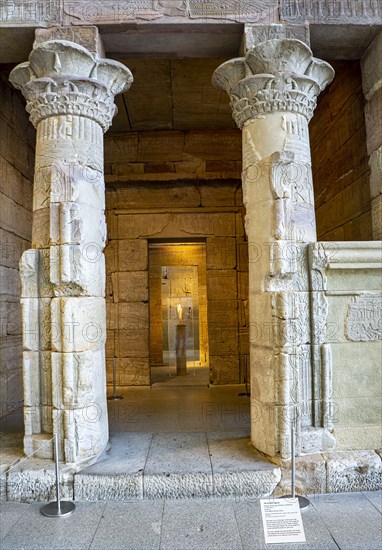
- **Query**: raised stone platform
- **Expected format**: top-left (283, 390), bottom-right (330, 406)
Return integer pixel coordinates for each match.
top-left (1, 431), bottom-right (281, 502)
top-left (2, 430), bottom-right (382, 502)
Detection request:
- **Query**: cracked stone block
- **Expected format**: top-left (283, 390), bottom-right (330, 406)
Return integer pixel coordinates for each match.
top-left (323, 450), bottom-right (382, 493)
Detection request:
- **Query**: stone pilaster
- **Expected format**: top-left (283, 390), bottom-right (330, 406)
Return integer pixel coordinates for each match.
top-left (10, 40), bottom-right (133, 465)
top-left (213, 39), bottom-right (334, 458)
top-left (361, 32), bottom-right (382, 240)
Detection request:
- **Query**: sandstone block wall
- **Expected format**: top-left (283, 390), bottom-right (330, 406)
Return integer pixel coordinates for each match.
top-left (311, 61), bottom-right (373, 241)
top-left (0, 70), bottom-right (35, 418)
top-left (104, 130), bottom-right (249, 385)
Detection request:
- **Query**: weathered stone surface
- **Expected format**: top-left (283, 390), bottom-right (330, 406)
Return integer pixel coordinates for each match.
top-left (243, 23), bottom-right (310, 51)
top-left (113, 357), bottom-right (150, 386)
top-left (111, 183), bottom-right (200, 209)
top-left (20, 297), bottom-right (51, 351)
top-left (361, 32), bottom-right (382, 101)
top-left (7, 456), bottom-right (74, 502)
top-left (213, 39), bottom-right (334, 458)
top-left (184, 131), bottom-right (241, 160)
top-left (113, 211), bottom-right (238, 239)
top-left (369, 146), bottom-right (382, 199)
top-left (207, 270), bottom-right (237, 301)
top-left (74, 433), bottom-right (152, 501)
top-left (111, 271), bottom-right (148, 302)
top-left (323, 450), bottom-right (382, 493)
top-left (345, 295), bottom-right (382, 341)
top-left (208, 432), bottom-right (281, 497)
top-left (108, 302), bottom-right (149, 331)
top-left (209, 355), bottom-right (240, 384)
top-left (8, 38), bottom-right (133, 465)
top-left (280, 0), bottom-right (382, 25)
top-left (51, 348), bottom-right (107, 408)
top-left (51, 297), bottom-right (106, 353)
top-left (364, 87), bottom-right (382, 156)
top-left (200, 182), bottom-right (236, 207)
top-left (105, 239), bottom-right (148, 273)
top-left (50, 246), bottom-right (106, 298)
top-left (138, 131), bottom-right (184, 162)
top-left (302, 427), bottom-right (336, 454)
top-left (209, 326), bottom-right (238, 356)
top-left (115, 329), bottom-right (149, 358)
top-left (273, 453), bottom-right (326, 496)
top-left (34, 26), bottom-right (105, 57)
top-left (206, 237), bottom-right (236, 270)
top-left (23, 351), bottom-right (51, 407)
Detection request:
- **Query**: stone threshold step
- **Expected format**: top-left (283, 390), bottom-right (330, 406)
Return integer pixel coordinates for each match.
top-left (76, 432), bottom-right (281, 501)
top-left (3, 431), bottom-right (281, 502)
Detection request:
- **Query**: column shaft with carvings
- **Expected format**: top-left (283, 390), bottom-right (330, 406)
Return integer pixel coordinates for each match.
top-left (10, 40), bottom-right (133, 465)
top-left (213, 39), bottom-right (334, 458)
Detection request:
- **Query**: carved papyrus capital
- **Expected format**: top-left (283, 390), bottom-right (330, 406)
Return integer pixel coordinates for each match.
top-left (212, 39), bottom-right (334, 127)
top-left (9, 40), bottom-right (133, 131)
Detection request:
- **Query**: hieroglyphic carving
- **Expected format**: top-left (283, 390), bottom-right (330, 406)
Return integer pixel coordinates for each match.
top-left (346, 295), bottom-right (382, 341)
top-left (0, 0), bottom-right (62, 24)
top-left (243, 23), bottom-right (310, 49)
top-left (280, 0), bottom-right (382, 23)
top-left (58, 0), bottom-right (276, 25)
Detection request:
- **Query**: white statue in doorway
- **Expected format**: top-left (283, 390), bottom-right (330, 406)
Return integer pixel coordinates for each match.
top-left (176, 303), bottom-right (183, 322)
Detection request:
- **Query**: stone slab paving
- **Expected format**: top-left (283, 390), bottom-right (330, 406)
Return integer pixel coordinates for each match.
top-left (310, 491), bottom-right (382, 550)
top-left (234, 498), bottom-right (340, 550)
top-left (0, 502), bottom-right (106, 550)
top-left (90, 501), bottom-right (164, 550)
top-left (0, 492), bottom-right (381, 550)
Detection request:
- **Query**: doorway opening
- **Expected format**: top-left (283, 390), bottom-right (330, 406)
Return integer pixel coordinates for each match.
top-left (149, 241), bottom-right (209, 387)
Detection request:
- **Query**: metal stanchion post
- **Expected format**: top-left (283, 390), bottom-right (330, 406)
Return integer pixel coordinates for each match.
top-left (41, 433), bottom-right (75, 517)
top-left (281, 405), bottom-right (310, 510)
top-left (239, 354), bottom-right (250, 397)
top-left (108, 357), bottom-right (123, 400)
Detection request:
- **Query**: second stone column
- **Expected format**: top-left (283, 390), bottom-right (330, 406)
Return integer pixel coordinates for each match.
top-left (213, 39), bottom-right (334, 458)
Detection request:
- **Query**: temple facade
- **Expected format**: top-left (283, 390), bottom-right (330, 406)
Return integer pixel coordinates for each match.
top-left (0, 1), bottom-right (381, 499)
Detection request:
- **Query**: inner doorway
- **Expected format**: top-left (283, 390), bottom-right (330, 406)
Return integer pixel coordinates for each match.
top-left (149, 241), bottom-right (209, 386)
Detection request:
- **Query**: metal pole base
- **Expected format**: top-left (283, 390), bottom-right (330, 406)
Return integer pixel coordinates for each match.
top-left (41, 501), bottom-right (76, 517)
top-left (280, 495), bottom-right (310, 510)
top-left (238, 392), bottom-right (250, 397)
top-left (107, 395), bottom-right (123, 400)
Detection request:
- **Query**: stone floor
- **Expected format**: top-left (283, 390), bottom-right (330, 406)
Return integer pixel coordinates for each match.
top-left (0, 491), bottom-right (381, 549)
top-left (1, 386), bottom-right (381, 506)
top-left (150, 364), bottom-right (209, 387)
top-left (107, 384), bottom-right (250, 433)
top-left (2, 386), bottom-right (277, 502)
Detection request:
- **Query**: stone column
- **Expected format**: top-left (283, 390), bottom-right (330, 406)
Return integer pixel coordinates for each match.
top-left (9, 40), bottom-right (133, 465)
top-left (361, 32), bottom-right (382, 240)
top-left (213, 39), bottom-right (334, 458)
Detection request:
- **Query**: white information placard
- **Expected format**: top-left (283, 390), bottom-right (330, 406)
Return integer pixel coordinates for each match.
top-left (260, 498), bottom-right (306, 544)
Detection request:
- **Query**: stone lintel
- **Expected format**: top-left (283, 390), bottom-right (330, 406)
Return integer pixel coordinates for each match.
top-left (280, 0), bottom-right (382, 25)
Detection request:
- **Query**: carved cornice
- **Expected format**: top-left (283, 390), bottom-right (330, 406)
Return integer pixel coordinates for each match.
top-left (9, 40), bottom-right (133, 131)
top-left (212, 39), bottom-right (334, 127)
